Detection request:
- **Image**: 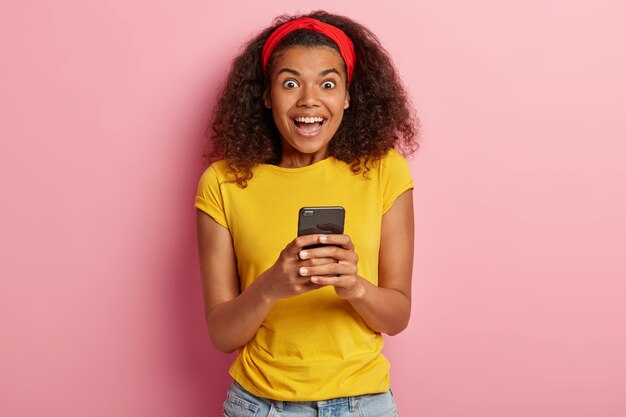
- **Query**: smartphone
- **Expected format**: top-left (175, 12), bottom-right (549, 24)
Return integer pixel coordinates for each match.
top-left (297, 206), bottom-right (345, 249)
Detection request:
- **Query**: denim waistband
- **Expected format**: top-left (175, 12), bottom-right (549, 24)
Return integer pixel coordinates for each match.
top-left (230, 380), bottom-right (383, 411)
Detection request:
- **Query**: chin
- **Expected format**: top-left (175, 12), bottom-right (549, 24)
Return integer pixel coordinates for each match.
top-left (291, 140), bottom-right (330, 155)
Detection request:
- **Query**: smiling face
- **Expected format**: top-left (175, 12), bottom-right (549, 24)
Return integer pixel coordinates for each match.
top-left (264, 46), bottom-right (350, 167)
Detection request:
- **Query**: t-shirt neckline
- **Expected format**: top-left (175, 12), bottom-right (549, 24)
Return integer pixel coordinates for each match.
top-left (261, 156), bottom-right (335, 173)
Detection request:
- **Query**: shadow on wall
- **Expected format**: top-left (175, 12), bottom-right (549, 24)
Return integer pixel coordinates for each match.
top-left (167, 162), bottom-right (236, 416)
top-left (158, 66), bottom-right (237, 415)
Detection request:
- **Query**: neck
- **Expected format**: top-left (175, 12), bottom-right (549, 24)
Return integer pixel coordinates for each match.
top-left (278, 148), bottom-right (329, 168)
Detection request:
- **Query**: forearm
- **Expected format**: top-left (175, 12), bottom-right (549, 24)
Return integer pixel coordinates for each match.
top-left (347, 276), bottom-right (411, 335)
top-left (206, 276), bottom-right (276, 353)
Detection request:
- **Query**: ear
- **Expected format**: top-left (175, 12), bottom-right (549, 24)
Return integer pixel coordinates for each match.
top-left (343, 91), bottom-right (350, 109)
top-left (263, 88), bottom-right (271, 109)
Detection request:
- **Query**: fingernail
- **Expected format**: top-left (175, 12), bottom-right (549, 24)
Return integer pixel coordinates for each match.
top-left (319, 235), bottom-right (328, 243)
top-left (310, 276), bottom-right (319, 283)
top-left (299, 250), bottom-right (308, 259)
top-left (299, 267), bottom-right (308, 276)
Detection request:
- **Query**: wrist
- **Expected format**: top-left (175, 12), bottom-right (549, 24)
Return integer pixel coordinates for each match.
top-left (347, 275), bottom-right (368, 300)
top-left (254, 268), bottom-right (279, 305)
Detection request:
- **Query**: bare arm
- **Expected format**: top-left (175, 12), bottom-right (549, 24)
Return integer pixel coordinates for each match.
top-left (196, 210), bottom-right (338, 352)
top-left (298, 189), bottom-right (414, 335)
top-left (196, 211), bottom-right (273, 353)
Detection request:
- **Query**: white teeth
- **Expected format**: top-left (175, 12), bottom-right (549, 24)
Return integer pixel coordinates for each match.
top-left (294, 116), bottom-right (325, 123)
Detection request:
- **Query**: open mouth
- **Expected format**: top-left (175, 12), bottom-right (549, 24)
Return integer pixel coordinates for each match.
top-left (292, 116), bottom-right (327, 135)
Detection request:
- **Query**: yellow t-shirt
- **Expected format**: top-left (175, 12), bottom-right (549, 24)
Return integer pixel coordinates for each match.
top-left (195, 149), bottom-right (413, 401)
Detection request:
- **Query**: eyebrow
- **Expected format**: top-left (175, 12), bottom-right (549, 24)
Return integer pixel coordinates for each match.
top-left (320, 68), bottom-right (341, 77)
top-left (276, 67), bottom-right (342, 78)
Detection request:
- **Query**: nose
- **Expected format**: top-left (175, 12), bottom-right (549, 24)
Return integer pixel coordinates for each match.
top-left (296, 84), bottom-right (321, 107)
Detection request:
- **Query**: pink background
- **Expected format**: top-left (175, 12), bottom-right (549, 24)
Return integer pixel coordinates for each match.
top-left (1, 1), bottom-right (625, 416)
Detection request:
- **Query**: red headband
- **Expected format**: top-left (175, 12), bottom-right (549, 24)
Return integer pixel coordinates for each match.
top-left (261, 17), bottom-right (356, 84)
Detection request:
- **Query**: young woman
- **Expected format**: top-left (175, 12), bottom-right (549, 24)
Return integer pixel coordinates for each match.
top-left (195, 10), bottom-right (419, 417)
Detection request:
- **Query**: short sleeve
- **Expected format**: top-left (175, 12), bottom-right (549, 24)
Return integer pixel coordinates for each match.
top-left (194, 164), bottom-right (228, 229)
top-left (381, 149), bottom-right (414, 213)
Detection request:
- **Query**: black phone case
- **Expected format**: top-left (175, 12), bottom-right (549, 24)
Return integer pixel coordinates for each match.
top-left (297, 206), bottom-right (345, 249)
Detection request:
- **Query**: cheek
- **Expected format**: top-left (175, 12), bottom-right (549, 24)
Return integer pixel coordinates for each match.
top-left (330, 103), bottom-right (347, 120)
top-left (272, 108), bottom-right (289, 123)
top-left (270, 109), bottom-right (283, 131)
top-left (270, 107), bottom-right (292, 135)
top-left (270, 95), bottom-right (292, 118)
top-left (331, 95), bottom-right (348, 112)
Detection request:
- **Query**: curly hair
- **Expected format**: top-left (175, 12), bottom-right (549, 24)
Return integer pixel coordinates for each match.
top-left (203, 10), bottom-right (419, 187)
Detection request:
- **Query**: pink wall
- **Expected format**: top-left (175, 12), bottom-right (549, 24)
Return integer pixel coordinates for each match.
top-left (1, 1), bottom-right (625, 416)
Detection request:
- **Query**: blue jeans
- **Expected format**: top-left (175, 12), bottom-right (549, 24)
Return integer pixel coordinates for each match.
top-left (223, 380), bottom-right (399, 417)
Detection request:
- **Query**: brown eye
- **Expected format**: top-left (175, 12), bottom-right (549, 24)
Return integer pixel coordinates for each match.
top-left (321, 80), bottom-right (336, 89)
top-left (283, 80), bottom-right (299, 88)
